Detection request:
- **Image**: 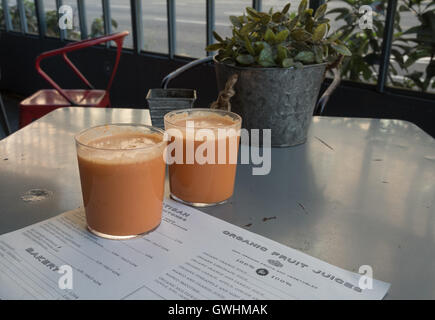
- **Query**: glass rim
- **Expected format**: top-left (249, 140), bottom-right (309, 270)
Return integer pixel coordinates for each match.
top-left (164, 108), bottom-right (242, 130)
top-left (74, 123), bottom-right (166, 151)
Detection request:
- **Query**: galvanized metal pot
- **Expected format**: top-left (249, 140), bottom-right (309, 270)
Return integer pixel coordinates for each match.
top-left (146, 88), bottom-right (196, 129)
top-left (215, 61), bottom-right (327, 147)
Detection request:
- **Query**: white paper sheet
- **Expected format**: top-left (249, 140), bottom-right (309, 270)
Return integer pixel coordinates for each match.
top-left (0, 199), bottom-right (390, 300)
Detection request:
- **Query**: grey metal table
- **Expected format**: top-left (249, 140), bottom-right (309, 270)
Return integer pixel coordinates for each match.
top-left (0, 107), bottom-right (434, 299)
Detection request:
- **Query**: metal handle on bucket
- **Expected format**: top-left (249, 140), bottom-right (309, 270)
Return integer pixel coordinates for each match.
top-left (161, 56), bottom-right (213, 89)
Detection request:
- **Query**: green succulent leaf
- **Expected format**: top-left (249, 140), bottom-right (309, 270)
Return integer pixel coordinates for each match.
top-left (305, 9), bottom-right (314, 17)
top-left (264, 28), bottom-right (276, 42)
top-left (236, 54), bottom-right (255, 65)
top-left (240, 22), bottom-right (256, 35)
top-left (258, 46), bottom-right (275, 67)
top-left (246, 7), bottom-right (261, 19)
top-left (305, 17), bottom-right (315, 33)
top-left (295, 62), bottom-right (304, 69)
top-left (276, 29), bottom-right (290, 42)
top-left (291, 28), bottom-right (312, 41)
top-left (254, 41), bottom-right (266, 55)
top-left (233, 28), bottom-right (244, 39)
top-left (259, 13), bottom-right (271, 24)
top-left (282, 58), bottom-right (294, 68)
top-left (277, 45), bottom-right (288, 62)
top-left (282, 3), bottom-right (291, 14)
top-left (295, 51), bottom-right (315, 63)
top-left (205, 43), bottom-right (223, 51)
top-left (317, 18), bottom-right (330, 24)
top-left (213, 31), bottom-right (224, 43)
top-left (313, 45), bottom-right (323, 64)
top-left (331, 43), bottom-right (352, 56)
top-left (254, 41), bottom-right (266, 50)
top-left (298, 0), bottom-right (308, 16)
top-left (313, 23), bottom-right (327, 41)
top-left (327, 31), bottom-right (342, 42)
top-left (314, 4), bottom-right (327, 20)
top-left (244, 36), bottom-right (256, 55)
top-left (323, 44), bottom-right (329, 58)
top-left (230, 15), bottom-right (242, 27)
top-left (272, 12), bottom-right (283, 23)
top-left (287, 16), bottom-right (299, 31)
top-left (238, 15), bottom-right (247, 24)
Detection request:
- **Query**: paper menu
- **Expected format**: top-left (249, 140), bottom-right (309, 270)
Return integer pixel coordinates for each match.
top-left (0, 199), bottom-right (390, 300)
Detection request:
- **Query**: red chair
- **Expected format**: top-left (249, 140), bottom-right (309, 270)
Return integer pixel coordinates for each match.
top-left (19, 31), bottom-right (129, 128)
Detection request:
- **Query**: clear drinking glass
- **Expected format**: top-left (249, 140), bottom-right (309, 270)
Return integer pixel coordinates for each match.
top-left (75, 124), bottom-right (166, 239)
top-left (164, 108), bottom-right (242, 207)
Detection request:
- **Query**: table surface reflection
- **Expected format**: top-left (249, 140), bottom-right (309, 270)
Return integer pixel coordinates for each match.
top-left (0, 107), bottom-right (434, 299)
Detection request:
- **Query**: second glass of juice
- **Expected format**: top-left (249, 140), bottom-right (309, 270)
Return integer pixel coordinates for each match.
top-left (164, 108), bottom-right (242, 207)
top-left (75, 124), bottom-right (166, 239)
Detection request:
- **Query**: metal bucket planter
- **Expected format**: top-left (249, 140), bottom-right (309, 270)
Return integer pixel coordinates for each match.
top-left (146, 88), bottom-right (196, 128)
top-left (215, 61), bottom-right (327, 147)
top-left (158, 56), bottom-right (339, 146)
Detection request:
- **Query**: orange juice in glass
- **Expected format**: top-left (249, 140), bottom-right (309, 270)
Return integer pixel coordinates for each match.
top-left (75, 124), bottom-right (166, 239)
top-left (164, 109), bottom-right (242, 207)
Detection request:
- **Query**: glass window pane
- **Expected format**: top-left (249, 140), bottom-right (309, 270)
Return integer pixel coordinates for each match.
top-left (142, 0), bottom-right (168, 54)
top-left (1, 1), bottom-right (38, 33)
top-left (7, 0), bottom-right (21, 31)
top-left (326, 0), bottom-right (386, 84)
top-left (0, 1), bottom-right (6, 29)
top-left (24, 0), bottom-right (38, 34)
top-left (86, 0), bottom-right (104, 38)
top-left (387, 0), bottom-right (435, 93)
top-left (176, 0), bottom-right (206, 58)
top-left (109, 0), bottom-right (132, 48)
top-left (44, 0), bottom-right (60, 37)
top-left (325, 0), bottom-right (352, 31)
top-left (62, 0), bottom-right (81, 40)
top-left (214, 0), bottom-right (251, 40)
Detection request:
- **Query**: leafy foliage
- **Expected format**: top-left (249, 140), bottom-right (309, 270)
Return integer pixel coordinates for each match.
top-left (206, 1), bottom-right (350, 68)
top-left (327, 0), bottom-right (435, 92)
top-left (90, 17), bottom-right (118, 38)
top-left (0, 0), bottom-right (117, 40)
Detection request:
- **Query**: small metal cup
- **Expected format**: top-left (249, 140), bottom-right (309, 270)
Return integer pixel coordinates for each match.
top-left (146, 88), bottom-right (197, 129)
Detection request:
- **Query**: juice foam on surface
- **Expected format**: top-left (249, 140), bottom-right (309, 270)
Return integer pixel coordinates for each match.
top-left (166, 112), bottom-right (241, 142)
top-left (88, 132), bottom-right (162, 150)
top-left (77, 131), bottom-right (165, 164)
top-left (171, 114), bottom-right (237, 128)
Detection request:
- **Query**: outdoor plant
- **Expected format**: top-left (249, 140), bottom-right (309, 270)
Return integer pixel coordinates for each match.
top-left (206, 1), bottom-right (351, 68)
top-left (0, 0), bottom-right (38, 32)
top-left (326, 0), bottom-right (435, 92)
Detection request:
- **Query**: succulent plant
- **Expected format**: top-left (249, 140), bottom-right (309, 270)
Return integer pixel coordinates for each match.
top-left (206, 1), bottom-right (351, 68)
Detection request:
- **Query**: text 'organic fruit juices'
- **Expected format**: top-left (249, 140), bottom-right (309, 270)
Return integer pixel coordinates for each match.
top-left (75, 124), bottom-right (166, 239)
top-left (164, 109), bottom-right (242, 207)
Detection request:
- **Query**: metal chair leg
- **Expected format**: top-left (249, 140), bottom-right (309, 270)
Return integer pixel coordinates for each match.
top-left (0, 94), bottom-right (11, 136)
